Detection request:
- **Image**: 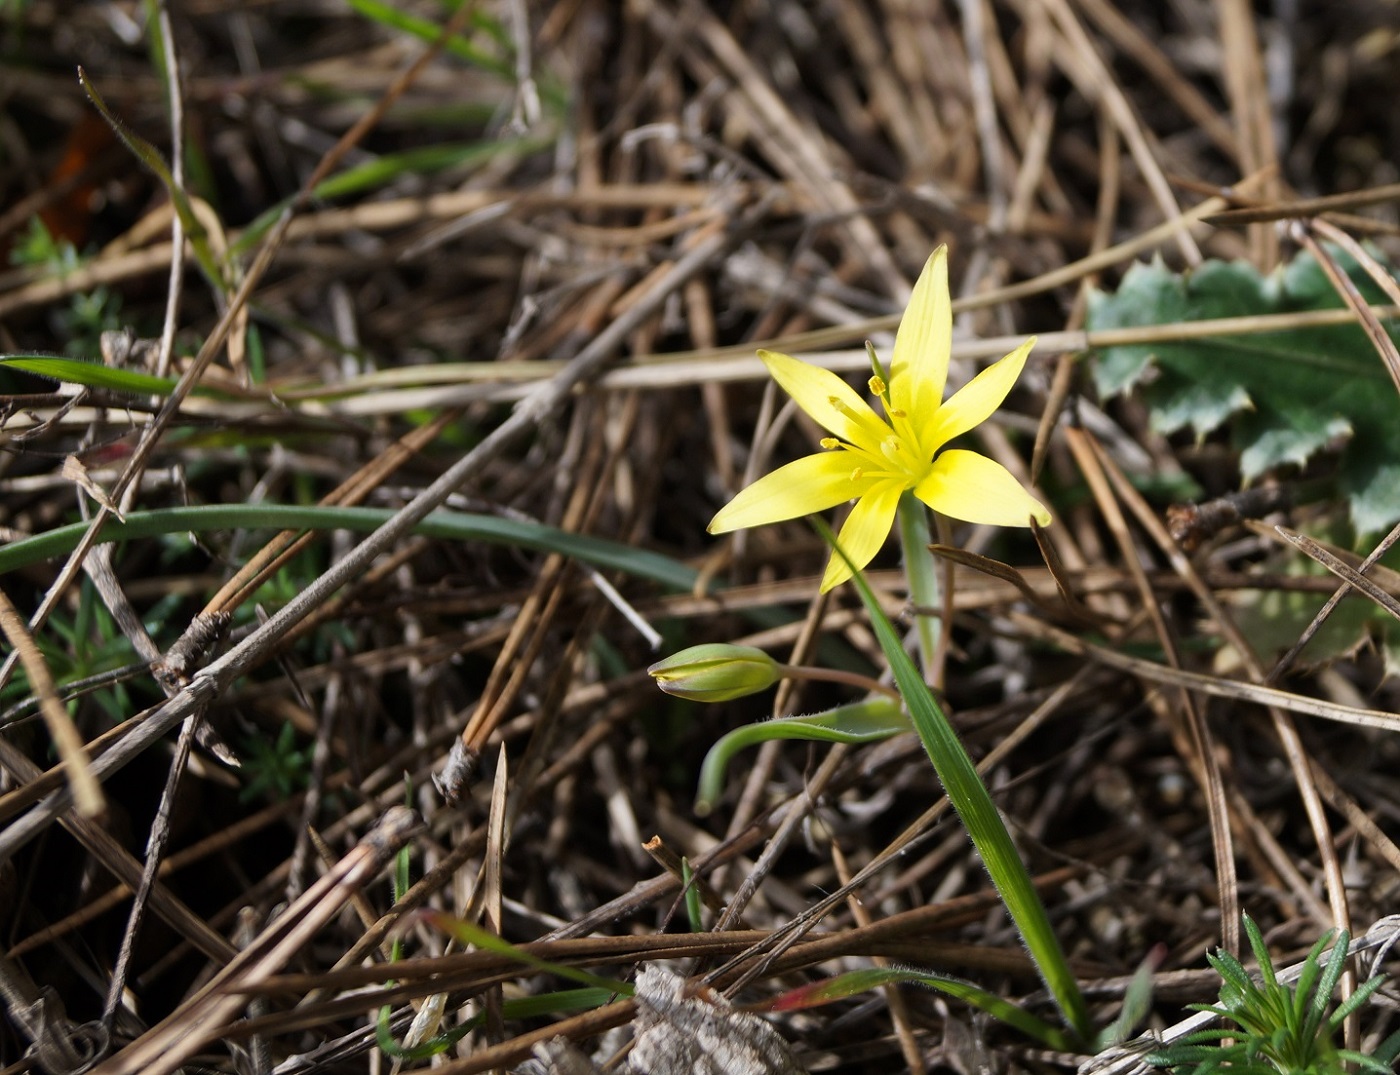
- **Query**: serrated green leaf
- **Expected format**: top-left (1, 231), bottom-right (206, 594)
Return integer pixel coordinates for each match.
top-left (1237, 407), bottom-right (1351, 476)
top-left (1152, 379), bottom-right (1253, 439)
top-left (1088, 249), bottom-right (1400, 533)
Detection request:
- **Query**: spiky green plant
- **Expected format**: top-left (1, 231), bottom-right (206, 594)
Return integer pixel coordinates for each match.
top-left (1148, 915), bottom-right (1396, 1075)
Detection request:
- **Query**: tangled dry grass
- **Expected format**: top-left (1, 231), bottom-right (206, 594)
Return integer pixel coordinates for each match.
top-left (2, 1), bottom-right (1400, 1072)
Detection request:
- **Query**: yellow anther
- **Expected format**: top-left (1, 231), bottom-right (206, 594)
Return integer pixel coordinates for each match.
top-left (850, 467), bottom-right (864, 482)
top-left (820, 437), bottom-right (840, 450)
top-left (868, 375), bottom-right (887, 397)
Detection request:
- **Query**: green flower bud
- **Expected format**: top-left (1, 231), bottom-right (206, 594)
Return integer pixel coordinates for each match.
top-left (647, 644), bottom-right (781, 702)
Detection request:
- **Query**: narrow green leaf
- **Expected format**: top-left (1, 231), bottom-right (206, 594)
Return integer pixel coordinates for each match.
top-left (345, 0), bottom-right (513, 77)
top-left (498, 987), bottom-right (624, 1020)
top-left (1372, 1027), bottom-right (1400, 1067)
top-left (1330, 972), bottom-right (1386, 1027)
top-left (1209, 946), bottom-right (1255, 995)
top-left (1308, 928), bottom-right (1347, 1035)
top-left (312, 139), bottom-right (547, 201)
top-left (766, 967), bottom-right (1074, 1051)
top-left (77, 68), bottom-right (224, 287)
top-left (0, 504), bottom-right (702, 593)
top-left (420, 909), bottom-right (632, 996)
top-left (681, 858), bottom-right (703, 932)
top-left (343, 0), bottom-right (565, 110)
top-left (2, 355), bottom-right (182, 397)
top-left (375, 983), bottom-right (621, 1059)
top-left (390, 841), bottom-right (410, 963)
top-left (815, 520), bottom-right (1091, 1043)
top-left (376, 1003), bottom-right (473, 1060)
top-left (1335, 1049), bottom-right (1395, 1074)
top-left (230, 133), bottom-right (553, 256)
top-left (1095, 946), bottom-right (1159, 1049)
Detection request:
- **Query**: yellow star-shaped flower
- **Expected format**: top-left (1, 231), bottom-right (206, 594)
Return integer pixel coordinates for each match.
top-left (709, 246), bottom-right (1051, 592)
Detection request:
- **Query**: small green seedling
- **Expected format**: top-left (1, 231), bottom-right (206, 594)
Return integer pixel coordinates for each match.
top-left (1148, 914), bottom-right (1396, 1075)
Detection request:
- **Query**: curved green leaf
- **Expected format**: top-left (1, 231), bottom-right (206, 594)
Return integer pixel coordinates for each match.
top-left (694, 698), bottom-right (909, 814)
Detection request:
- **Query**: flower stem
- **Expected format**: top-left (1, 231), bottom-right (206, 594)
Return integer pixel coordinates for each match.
top-left (897, 492), bottom-right (940, 680)
top-left (775, 664), bottom-right (902, 700)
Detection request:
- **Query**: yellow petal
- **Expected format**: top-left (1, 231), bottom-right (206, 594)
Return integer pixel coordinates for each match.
top-left (819, 480), bottom-right (904, 591)
top-left (759, 350), bottom-right (888, 452)
top-left (913, 449), bottom-right (1051, 528)
top-left (888, 247), bottom-right (951, 426)
top-left (709, 452), bottom-right (864, 534)
top-left (924, 337), bottom-right (1034, 454)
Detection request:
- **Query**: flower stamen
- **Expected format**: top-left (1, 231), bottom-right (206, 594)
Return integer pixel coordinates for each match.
top-left (828, 396), bottom-right (861, 421)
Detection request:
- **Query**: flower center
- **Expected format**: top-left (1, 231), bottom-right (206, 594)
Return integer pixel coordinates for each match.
top-left (818, 372), bottom-right (937, 488)
top-left (823, 428), bottom-right (928, 488)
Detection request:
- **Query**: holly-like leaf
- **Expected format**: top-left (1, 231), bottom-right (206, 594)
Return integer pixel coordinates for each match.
top-left (1088, 250), bottom-right (1400, 533)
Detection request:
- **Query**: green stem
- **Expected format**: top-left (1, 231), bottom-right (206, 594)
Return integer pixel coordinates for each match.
top-left (775, 663), bottom-right (901, 700)
top-left (897, 492), bottom-right (940, 679)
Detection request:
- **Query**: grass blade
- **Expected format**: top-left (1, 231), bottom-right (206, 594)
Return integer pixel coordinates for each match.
top-left (0, 504), bottom-right (702, 592)
top-left (816, 519), bottom-right (1091, 1042)
top-left (767, 967), bottom-right (1075, 1051)
top-left (2, 354), bottom-right (184, 397)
